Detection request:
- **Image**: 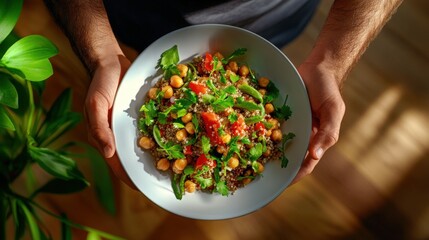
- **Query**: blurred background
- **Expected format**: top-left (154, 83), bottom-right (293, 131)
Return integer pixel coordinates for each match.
top-left (13, 0), bottom-right (429, 239)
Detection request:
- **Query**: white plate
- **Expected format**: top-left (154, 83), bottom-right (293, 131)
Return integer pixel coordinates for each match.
top-left (112, 24), bottom-right (311, 220)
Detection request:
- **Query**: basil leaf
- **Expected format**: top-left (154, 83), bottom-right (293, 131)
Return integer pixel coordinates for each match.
top-left (0, 0), bottom-right (22, 43)
top-left (1, 35), bottom-right (58, 81)
top-left (0, 73), bottom-right (18, 108)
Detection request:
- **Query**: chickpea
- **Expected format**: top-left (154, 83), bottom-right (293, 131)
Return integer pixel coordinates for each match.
top-left (258, 77), bottom-right (270, 88)
top-left (238, 65), bottom-right (249, 77)
top-left (148, 87), bottom-right (158, 99)
top-left (265, 129), bottom-right (272, 137)
top-left (177, 64), bottom-right (188, 78)
top-left (176, 129), bottom-right (188, 141)
top-left (265, 103), bottom-right (275, 114)
top-left (139, 136), bottom-right (155, 149)
top-left (221, 133), bottom-right (231, 144)
top-left (258, 89), bottom-right (267, 96)
top-left (271, 129), bottom-right (283, 142)
top-left (263, 148), bottom-right (271, 157)
top-left (227, 157), bottom-right (239, 169)
top-left (267, 118), bottom-right (279, 130)
top-left (242, 178), bottom-right (252, 185)
top-left (228, 61), bottom-right (239, 73)
top-left (170, 112), bottom-right (178, 119)
top-left (156, 158), bottom-right (170, 171)
top-left (173, 159), bottom-right (187, 174)
top-left (185, 180), bottom-right (196, 193)
top-left (181, 113), bottom-right (192, 123)
top-left (216, 145), bottom-right (227, 154)
top-left (170, 75), bottom-right (184, 88)
top-left (185, 122), bottom-right (195, 134)
top-left (213, 52), bottom-right (224, 60)
top-left (255, 162), bottom-right (265, 173)
top-left (162, 85), bottom-right (173, 99)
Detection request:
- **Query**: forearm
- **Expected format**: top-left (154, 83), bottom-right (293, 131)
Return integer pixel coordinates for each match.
top-left (306, 0), bottom-right (403, 85)
top-left (44, 0), bottom-right (123, 74)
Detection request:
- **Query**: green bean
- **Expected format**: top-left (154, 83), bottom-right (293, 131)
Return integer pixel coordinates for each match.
top-left (238, 84), bottom-right (263, 102)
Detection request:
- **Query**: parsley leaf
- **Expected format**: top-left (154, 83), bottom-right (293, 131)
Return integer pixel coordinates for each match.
top-left (248, 143), bottom-right (263, 161)
top-left (139, 100), bottom-right (157, 126)
top-left (215, 181), bottom-right (229, 196)
top-left (201, 135), bottom-right (211, 154)
top-left (263, 81), bottom-right (280, 103)
top-left (222, 48), bottom-right (247, 64)
top-left (212, 94), bottom-right (234, 113)
top-left (279, 132), bottom-right (296, 168)
top-left (273, 95), bottom-right (292, 121)
top-left (228, 112), bottom-right (238, 123)
top-left (153, 125), bottom-right (185, 159)
top-left (157, 45), bottom-right (179, 70)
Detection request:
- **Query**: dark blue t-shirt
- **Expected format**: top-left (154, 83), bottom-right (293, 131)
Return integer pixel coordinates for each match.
top-left (103, 0), bottom-right (319, 51)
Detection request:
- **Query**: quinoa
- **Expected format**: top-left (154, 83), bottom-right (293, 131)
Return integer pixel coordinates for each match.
top-left (137, 46), bottom-right (293, 199)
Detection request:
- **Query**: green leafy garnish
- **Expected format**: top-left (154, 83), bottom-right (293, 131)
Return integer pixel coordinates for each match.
top-left (222, 48), bottom-right (247, 64)
top-left (215, 181), bottom-right (229, 196)
top-left (153, 125), bottom-right (185, 159)
top-left (279, 132), bottom-right (296, 168)
top-left (248, 143), bottom-right (263, 161)
top-left (273, 95), bottom-right (292, 121)
top-left (263, 81), bottom-right (280, 103)
top-left (228, 112), bottom-right (238, 124)
top-left (201, 135), bottom-right (211, 154)
top-left (157, 45), bottom-right (180, 79)
top-left (139, 99), bottom-right (157, 126)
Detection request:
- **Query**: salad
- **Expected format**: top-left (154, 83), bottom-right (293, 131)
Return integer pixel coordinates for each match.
top-left (138, 45), bottom-right (295, 199)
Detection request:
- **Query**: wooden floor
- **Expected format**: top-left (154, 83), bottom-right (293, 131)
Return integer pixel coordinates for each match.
top-left (12, 0), bottom-right (429, 239)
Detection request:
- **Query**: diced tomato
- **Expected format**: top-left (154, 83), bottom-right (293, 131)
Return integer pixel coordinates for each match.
top-left (254, 122), bottom-right (266, 136)
top-left (189, 81), bottom-right (208, 95)
top-left (230, 115), bottom-right (246, 137)
top-left (195, 154), bottom-right (217, 169)
top-left (201, 112), bottom-right (223, 145)
top-left (204, 52), bottom-right (213, 72)
top-left (184, 145), bottom-right (192, 155)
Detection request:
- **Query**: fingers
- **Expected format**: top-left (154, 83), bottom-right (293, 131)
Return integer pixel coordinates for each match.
top-left (292, 97), bottom-right (345, 183)
top-left (85, 91), bottom-right (116, 158)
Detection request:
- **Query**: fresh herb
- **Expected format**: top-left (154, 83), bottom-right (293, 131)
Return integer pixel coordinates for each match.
top-left (263, 81), bottom-right (280, 103)
top-left (215, 181), bottom-right (229, 196)
top-left (273, 95), bottom-right (292, 121)
top-left (194, 166), bottom-right (213, 189)
top-left (228, 112), bottom-right (238, 124)
top-left (222, 48), bottom-right (247, 64)
top-left (248, 143), bottom-right (263, 161)
top-left (139, 99), bottom-right (157, 126)
top-left (223, 85), bottom-right (237, 94)
top-left (191, 114), bottom-right (200, 133)
top-left (279, 132), bottom-right (296, 168)
top-left (173, 122), bottom-right (185, 129)
top-left (153, 125), bottom-right (185, 159)
top-left (157, 45), bottom-right (180, 79)
top-left (201, 135), bottom-right (211, 154)
top-left (241, 137), bottom-right (251, 145)
top-left (229, 74), bottom-right (240, 83)
top-left (211, 94), bottom-right (234, 113)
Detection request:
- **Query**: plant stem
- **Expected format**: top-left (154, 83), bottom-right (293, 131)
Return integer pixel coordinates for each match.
top-left (5, 191), bottom-right (125, 240)
top-left (26, 80), bottom-right (35, 137)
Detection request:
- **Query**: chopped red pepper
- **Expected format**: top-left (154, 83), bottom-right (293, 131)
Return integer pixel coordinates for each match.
top-left (201, 112), bottom-right (223, 145)
top-left (230, 115), bottom-right (246, 137)
top-left (204, 52), bottom-right (213, 72)
top-left (184, 145), bottom-right (192, 155)
top-left (254, 122), bottom-right (266, 136)
top-left (189, 81), bottom-right (208, 95)
top-left (195, 154), bottom-right (217, 169)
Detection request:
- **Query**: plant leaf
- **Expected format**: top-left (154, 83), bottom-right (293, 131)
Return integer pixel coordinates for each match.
top-left (0, 0), bottom-right (22, 44)
top-left (45, 88), bottom-right (72, 120)
top-left (1, 35), bottom-right (58, 81)
top-left (84, 144), bottom-right (116, 215)
top-left (19, 201), bottom-right (41, 240)
top-left (0, 72), bottom-right (18, 108)
top-left (87, 231), bottom-right (102, 240)
top-left (0, 105), bottom-right (15, 130)
top-left (37, 112), bottom-right (81, 147)
top-left (33, 178), bottom-right (88, 196)
top-left (61, 214), bottom-right (72, 240)
top-left (10, 198), bottom-right (26, 240)
top-left (28, 145), bottom-right (88, 182)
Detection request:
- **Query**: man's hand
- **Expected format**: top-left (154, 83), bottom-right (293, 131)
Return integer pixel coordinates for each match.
top-left (293, 61), bottom-right (345, 183)
top-left (84, 54), bottom-right (136, 188)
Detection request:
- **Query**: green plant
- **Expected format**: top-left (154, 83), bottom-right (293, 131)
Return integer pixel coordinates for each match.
top-left (0, 1), bottom-right (122, 239)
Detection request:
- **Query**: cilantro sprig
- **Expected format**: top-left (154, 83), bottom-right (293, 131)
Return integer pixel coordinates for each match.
top-left (153, 125), bottom-right (185, 160)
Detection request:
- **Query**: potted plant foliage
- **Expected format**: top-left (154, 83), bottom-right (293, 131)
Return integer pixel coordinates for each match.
top-left (0, 1), bottom-right (121, 239)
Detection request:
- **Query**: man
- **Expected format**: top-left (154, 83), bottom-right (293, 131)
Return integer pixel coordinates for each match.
top-left (44, 0), bottom-right (403, 187)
